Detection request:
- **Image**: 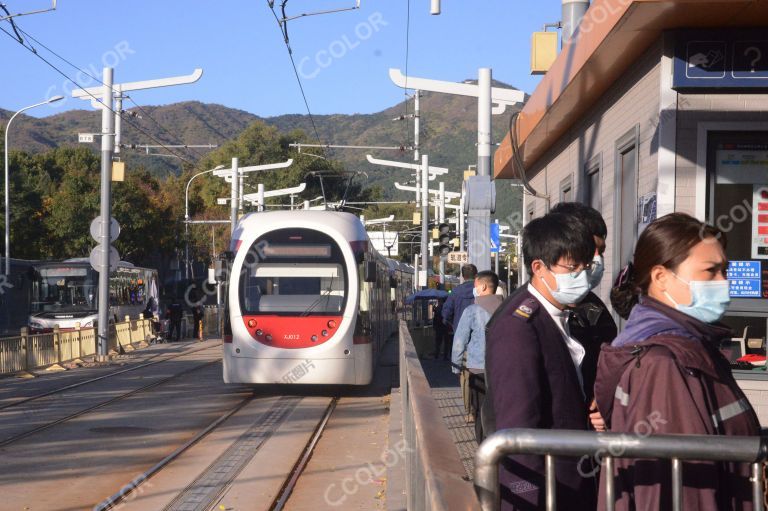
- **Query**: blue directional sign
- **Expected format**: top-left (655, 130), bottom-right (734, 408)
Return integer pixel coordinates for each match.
top-left (727, 261), bottom-right (762, 298)
top-left (490, 223), bottom-right (500, 254)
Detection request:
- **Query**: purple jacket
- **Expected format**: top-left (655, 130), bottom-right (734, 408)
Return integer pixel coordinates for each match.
top-left (595, 296), bottom-right (761, 511)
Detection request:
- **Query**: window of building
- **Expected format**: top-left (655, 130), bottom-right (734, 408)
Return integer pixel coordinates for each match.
top-left (614, 127), bottom-right (640, 272)
top-left (706, 131), bottom-right (768, 355)
top-left (559, 174), bottom-right (573, 203)
top-left (584, 154), bottom-right (602, 211)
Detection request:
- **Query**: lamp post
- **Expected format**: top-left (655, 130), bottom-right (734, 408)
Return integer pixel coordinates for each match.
top-left (184, 164), bottom-right (225, 279)
top-left (4, 95), bottom-right (64, 275)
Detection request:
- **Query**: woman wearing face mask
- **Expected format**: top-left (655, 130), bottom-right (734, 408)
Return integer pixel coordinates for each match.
top-left (594, 213), bottom-right (760, 511)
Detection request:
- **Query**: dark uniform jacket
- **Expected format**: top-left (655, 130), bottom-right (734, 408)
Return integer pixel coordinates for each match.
top-left (484, 286), bottom-right (597, 511)
top-left (443, 281), bottom-right (475, 331)
top-left (595, 296), bottom-right (761, 511)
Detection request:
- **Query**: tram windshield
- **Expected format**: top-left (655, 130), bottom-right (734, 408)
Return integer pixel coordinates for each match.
top-left (31, 266), bottom-right (98, 313)
top-left (239, 229), bottom-right (348, 316)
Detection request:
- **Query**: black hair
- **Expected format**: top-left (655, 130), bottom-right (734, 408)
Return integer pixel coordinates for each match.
top-left (522, 212), bottom-right (596, 274)
top-left (550, 201), bottom-right (608, 239)
top-left (610, 213), bottom-right (726, 319)
top-left (461, 264), bottom-right (478, 280)
top-left (475, 270), bottom-right (499, 292)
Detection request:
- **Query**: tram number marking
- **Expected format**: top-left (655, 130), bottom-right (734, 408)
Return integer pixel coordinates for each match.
top-left (283, 334), bottom-right (300, 340)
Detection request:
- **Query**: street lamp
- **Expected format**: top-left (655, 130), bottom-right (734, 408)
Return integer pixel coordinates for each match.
top-left (184, 164), bottom-right (225, 279)
top-left (4, 95), bottom-right (64, 275)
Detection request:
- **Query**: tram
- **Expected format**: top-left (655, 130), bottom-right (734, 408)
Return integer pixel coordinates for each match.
top-left (28, 258), bottom-right (159, 332)
top-left (222, 210), bottom-right (411, 385)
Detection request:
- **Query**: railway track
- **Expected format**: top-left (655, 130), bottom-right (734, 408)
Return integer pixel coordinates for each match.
top-left (0, 341), bottom-right (220, 411)
top-left (93, 395), bottom-right (339, 511)
top-left (0, 349), bottom-right (223, 448)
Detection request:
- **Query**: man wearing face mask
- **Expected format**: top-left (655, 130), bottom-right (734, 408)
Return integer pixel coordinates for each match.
top-left (450, 270), bottom-right (503, 442)
top-left (550, 202), bottom-right (618, 431)
top-left (485, 212), bottom-right (598, 511)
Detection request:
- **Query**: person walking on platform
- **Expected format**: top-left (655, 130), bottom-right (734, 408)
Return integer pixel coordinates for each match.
top-left (431, 300), bottom-right (450, 359)
top-left (595, 213), bottom-right (760, 511)
top-left (485, 212), bottom-right (598, 511)
top-left (443, 263), bottom-right (478, 333)
top-left (451, 270), bottom-right (502, 443)
top-left (166, 297), bottom-right (184, 342)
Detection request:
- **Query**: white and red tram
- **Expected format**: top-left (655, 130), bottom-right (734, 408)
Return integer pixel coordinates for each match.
top-left (222, 210), bottom-right (410, 385)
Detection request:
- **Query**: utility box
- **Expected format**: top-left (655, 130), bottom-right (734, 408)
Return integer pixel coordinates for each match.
top-left (531, 31), bottom-right (558, 75)
top-left (111, 161), bottom-right (125, 182)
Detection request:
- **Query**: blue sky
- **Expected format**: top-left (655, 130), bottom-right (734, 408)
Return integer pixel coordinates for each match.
top-left (1, 0), bottom-right (560, 119)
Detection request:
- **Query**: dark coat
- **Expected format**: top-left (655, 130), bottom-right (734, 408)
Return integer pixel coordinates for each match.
top-left (484, 287), bottom-right (596, 511)
top-left (442, 281), bottom-right (475, 331)
top-left (568, 292), bottom-right (618, 403)
top-left (594, 297), bottom-right (761, 511)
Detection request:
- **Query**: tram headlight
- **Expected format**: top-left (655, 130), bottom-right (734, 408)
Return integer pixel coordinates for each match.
top-left (265, 334), bottom-right (272, 342)
top-left (247, 319), bottom-right (257, 328)
top-left (311, 335), bottom-right (318, 342)
top-left (255, 329), bottom-right (263, 336)
top-left (322, 330), bottom-right (328, 337)
top-left (327, 320), bottom-right (337, 329)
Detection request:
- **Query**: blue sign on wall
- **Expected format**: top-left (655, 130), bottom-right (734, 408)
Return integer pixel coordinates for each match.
top-left (490, 223), bottom-right (500, 254)
top-left (673, 30), bottom-right (768, 90)
top-left (727, 261), bottom-right (762, 298)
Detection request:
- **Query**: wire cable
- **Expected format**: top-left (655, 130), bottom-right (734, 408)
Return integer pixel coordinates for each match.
top-left (267, 1), bottom-right (324, 146)
top-left (0, 24), bottom-right (198, 165)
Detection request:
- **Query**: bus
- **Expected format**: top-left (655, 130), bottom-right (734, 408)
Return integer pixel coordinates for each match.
top-left (28, 258), bottom-right (158, 332)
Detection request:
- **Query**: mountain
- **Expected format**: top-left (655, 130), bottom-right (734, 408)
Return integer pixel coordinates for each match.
top-left (0, 79), bottom-right (525, 224)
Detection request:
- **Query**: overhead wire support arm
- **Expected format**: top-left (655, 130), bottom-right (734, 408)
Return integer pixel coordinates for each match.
top-left (291, 142), bottom-right (410, 152)
top-left (280, 0), bottom-right (361, 22)
top-left (0, 0), bottom-right (56, 21)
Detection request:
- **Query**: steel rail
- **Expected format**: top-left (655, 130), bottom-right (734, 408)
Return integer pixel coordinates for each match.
top-left (270, 397), bottom-right (339, 511)
top-left (0, 358), bottom-right (221, 448)
top-left (0, 342), bottom-right (218, 411)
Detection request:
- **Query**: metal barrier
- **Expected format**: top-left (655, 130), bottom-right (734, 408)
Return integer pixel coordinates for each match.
top-left (0, 318), bottom-right (155, 376)
top-left (399, 320), bottom-right (482, 511)
top-left (474, 428), bottom-right (768, 511)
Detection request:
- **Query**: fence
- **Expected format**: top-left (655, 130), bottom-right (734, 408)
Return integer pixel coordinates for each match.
top-left (0, 318), bottom-right (154, 376)
top-left (399, 320), bottom-right (482, 510)
top-left (474, 428), bottom-right (768, 511)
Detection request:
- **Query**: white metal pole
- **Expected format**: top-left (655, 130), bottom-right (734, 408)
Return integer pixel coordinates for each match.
top-left (459, 194), bottom-right (465, 252)
top-left (439, 181), bottom-right (445, 284)
top-left (257, 183), bottom-right (265, 212)
top-left (114, 85), bottom-right (122, 154)
top-left (230, 157), bottom-right (238, 234)
top-left (96, 67), bottom-right (114, 362)
top-left (477, 68), bottom-right (492, 177)
top-left (239, 174), bottom-right (244, 211)
top-left (421, 154), bottom-right (429, 289)
top-left (414, 90), bottom-right (420, 161)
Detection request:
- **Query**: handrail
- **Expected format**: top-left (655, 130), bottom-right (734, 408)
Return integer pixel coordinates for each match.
top-left (474, 428), bottom-right (768, 511)
top-left (0, 318), bottom-right (156, 375)
top-left (399, 320), bottom-right (482, 510)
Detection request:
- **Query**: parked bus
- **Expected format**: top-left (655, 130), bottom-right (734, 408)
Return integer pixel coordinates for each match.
top-left (28, 258), bottom-right (158, 332)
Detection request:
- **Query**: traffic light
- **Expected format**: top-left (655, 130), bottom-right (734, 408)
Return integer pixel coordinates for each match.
top-left (438, 223), bottom-right (454, 256)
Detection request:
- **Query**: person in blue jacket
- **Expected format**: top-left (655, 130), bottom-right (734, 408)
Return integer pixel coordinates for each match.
top-left (442, 263), bottom-right (478, 332)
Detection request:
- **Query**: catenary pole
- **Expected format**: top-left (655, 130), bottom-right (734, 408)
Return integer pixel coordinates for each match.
top-left (421, 154), bottom-right (429, 289)
top-left (96, 67), bottom-right (114, 362)
top-left (230, 157), bottom-right (238, 234)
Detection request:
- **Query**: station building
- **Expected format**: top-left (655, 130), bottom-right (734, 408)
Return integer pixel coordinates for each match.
top-left (493, 0), bottom-right (768, 420)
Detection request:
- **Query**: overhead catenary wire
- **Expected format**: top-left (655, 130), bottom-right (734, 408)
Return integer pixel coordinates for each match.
top-left (14, 24), bottom-right (210, 161)
top-left (0, 23), bottom-right (199, 165)
top-left (267, 0), bottom-right (324, 147)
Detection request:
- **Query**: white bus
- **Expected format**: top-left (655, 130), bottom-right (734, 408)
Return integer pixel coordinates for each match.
top-left (28, 258), bottom-right (158, 332)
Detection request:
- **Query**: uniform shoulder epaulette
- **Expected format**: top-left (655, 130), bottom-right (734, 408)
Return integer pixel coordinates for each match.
top-left (512, 298), bottom-right (539, 321)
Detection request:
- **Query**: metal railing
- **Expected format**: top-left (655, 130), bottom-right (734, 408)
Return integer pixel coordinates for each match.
top-left (474, 428), bottom-right (768, 511)
top-left (399, 320), bottom-right (482, 511)
top-left (0, 318), bottom-right (155, 376)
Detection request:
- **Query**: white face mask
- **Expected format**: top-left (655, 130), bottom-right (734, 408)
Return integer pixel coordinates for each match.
top-left (541, 267), bottom-right (591, 305)
top-left (588, 255), bottom-right (605, 290)
top-left (664, 273), bottom-right (731, 323)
